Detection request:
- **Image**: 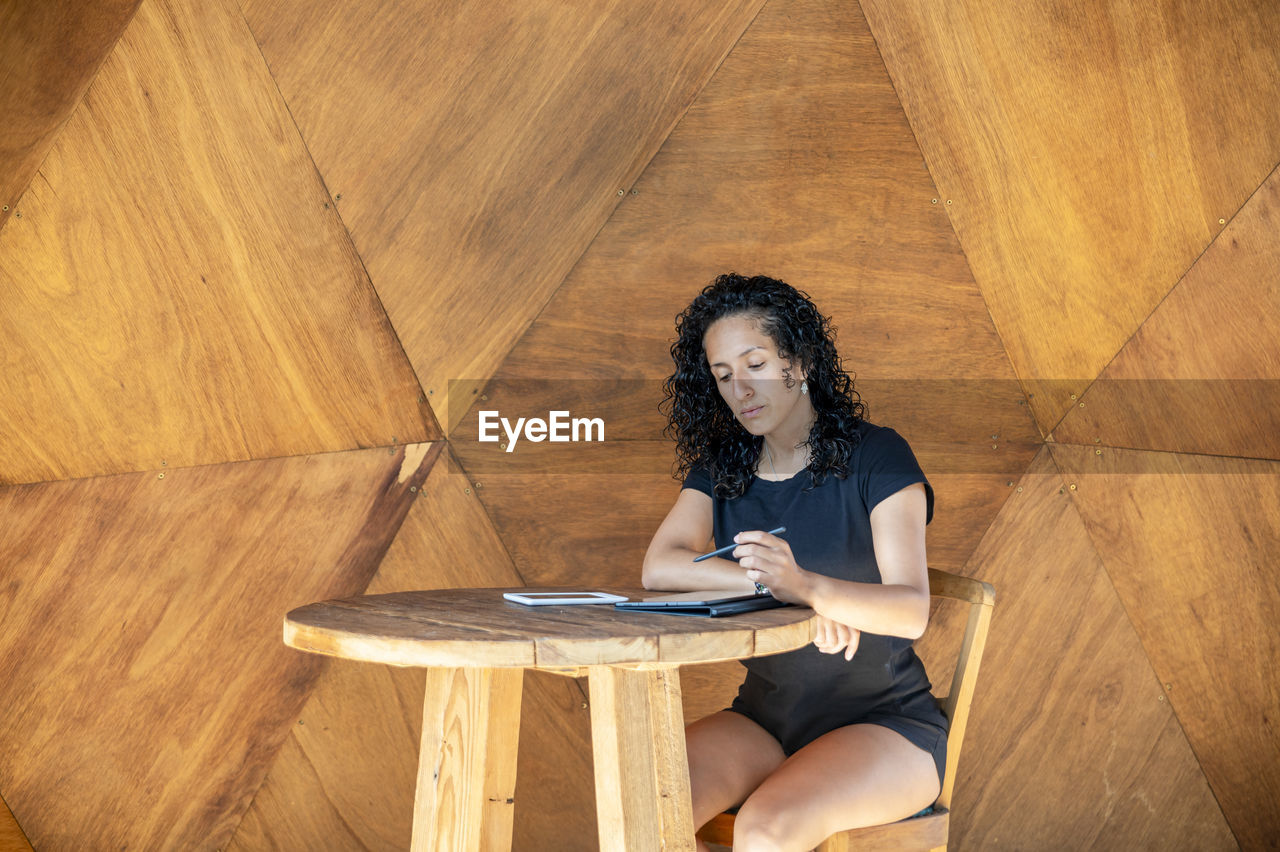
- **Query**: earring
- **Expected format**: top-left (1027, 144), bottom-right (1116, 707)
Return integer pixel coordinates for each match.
top-left (801, 380), bottom-right (808, 395)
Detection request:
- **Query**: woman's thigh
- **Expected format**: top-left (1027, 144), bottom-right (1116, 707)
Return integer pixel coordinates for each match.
top-left (684, 710), bottom-right (786, 830)
top-left (733, 723), bottom-right (941, 852)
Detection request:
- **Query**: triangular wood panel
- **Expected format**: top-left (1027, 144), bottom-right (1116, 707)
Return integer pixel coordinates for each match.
top-left (240, 0), bottom-right (767, 428)
top-left (0, 0), bottom-right (435, 487)
top-left (1055, 444), bottom-right (1280, 850)
top-left (921, 449), bottom-right (1235, 849)
top-left (1056, 165), bottom-right (1280, 458)
top-left (0, 0), bottom-right (140, 231)
top-left (457, 0), bottom-right (1036, 587)
top-left (230, 448), bottom-right (597, 851)
top-left (0, 443), bottom-right (437, 850)
top-left (860, 0), bottom-right (1280, 432)
top-left (0, 792), bottom-right (32, 852)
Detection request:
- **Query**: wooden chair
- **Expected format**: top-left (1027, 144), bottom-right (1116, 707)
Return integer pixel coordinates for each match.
top-left (695, 567), bottom-right (995, 851)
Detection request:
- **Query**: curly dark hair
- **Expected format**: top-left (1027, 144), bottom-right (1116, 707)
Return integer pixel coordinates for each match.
top-left (661, 273), bottom-right (866, 498)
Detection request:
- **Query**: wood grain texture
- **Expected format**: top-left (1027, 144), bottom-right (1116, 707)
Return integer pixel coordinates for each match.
top-left (414, 667), bottom-right (522, 851)
top-left (587, 666), bottom-right (694, 852)
top-left (285, 588), bottom-right (814, 669)
top-left (860, 0), bottom-right (1280, 431)
top-left (0, 0), bottom-right (435, 486)
top-left (0, 0), bottom-right (141, 229)
top-left (239, 0), bottom-right (766, 426)
top-left (922, 448), bottom-right (1236, 850)
top-left (1055, 165), bottom-right (1280, 459)
top-left (1054, 443), bottom-right (1280, 850)
top-left (0, 443), bottom-right (437, 851)
top-left (0, 793), bottom-right (32, 852)
top-left (230, 448), bottom-right (600, 851)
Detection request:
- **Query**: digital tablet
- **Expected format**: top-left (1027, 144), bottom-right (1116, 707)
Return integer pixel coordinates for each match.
top-left (502, 591), bottom-right (629, 606)
top-left (614, 591), bottom-right (787, 617)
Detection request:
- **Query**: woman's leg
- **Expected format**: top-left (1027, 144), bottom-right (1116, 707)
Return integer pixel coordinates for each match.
top-left (684, 710), bottom-right (786, 851)
top-left (732, 723), bottom-right (941, 852)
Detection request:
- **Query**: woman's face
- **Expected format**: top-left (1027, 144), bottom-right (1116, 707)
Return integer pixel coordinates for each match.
top-left (703, 313), bottom-right (812, 439)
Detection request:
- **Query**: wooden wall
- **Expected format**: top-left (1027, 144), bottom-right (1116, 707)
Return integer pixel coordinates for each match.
top-left (0, 0), bottom-right (1275, 850)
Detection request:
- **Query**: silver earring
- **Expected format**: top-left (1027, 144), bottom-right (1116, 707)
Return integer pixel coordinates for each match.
top-left (801, 380), bottom-right (808, 395)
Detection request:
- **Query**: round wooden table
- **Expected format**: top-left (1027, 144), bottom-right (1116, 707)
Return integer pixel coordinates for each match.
top-left (284, 588), bottom-right (815, 851)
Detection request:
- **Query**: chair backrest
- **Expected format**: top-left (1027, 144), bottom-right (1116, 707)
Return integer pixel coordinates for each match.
top-left (925, 567), bottom-right (996, 810)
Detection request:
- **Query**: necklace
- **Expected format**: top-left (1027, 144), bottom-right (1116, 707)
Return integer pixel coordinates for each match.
top-left (764, 442), bottom-right (778, 478)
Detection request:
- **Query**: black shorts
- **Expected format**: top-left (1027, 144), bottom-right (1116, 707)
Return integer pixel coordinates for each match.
top-left (727, 688), bottom-right (948, 788)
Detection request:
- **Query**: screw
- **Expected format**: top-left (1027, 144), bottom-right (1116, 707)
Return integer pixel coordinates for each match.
top-left (630, 189), bottom-right (638, 195)
top-left (945, 199), bottom-right (952, 205)
top-left (464, 488), bottom-right (471, 495)
top-left (1095, 448), bottom-right (1102, 455)
top-left (410, 486), bottom-right (418, 493)
top-left (1069, 484), bottom-right (1077, 491)
top-left (335, 193), bottom-right (342, 201)
top-left (481, 394), bottom-right (488, 401)
top-left (474, 482), bottom-right (483, 489)
top-left (428, 389), bottom-right (434, 395)
top-left (1006, 481), bottom-right (1014, 487)
top-left (1070, 393), bottom-right (1077, 400)
top-left (931, 198), bottom-right (938, 204)
top-left (1016, 486), bottom-right (1023, 493)
top-left (161, 460), bottom-right (167, 466)
top-left (157, 472), bottom-right (165, 479)
top-left (1079, 402), bottom-right (1085, 407)
top-left (1218, 218), bottom-right (1225, 225)
top-left (617, 189), bottom-right (625, 196)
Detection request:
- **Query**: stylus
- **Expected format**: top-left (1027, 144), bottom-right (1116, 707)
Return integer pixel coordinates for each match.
top-left (692, 527), bottom-right (786, 562)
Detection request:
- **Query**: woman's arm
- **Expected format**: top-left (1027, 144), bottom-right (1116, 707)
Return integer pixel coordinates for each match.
top-left (641, 488), bottom-right (757, 592)
top-left (734, 482), bottom-right (932, 639)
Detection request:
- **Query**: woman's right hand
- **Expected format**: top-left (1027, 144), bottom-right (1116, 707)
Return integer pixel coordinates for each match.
top-left (812, 615), bottom-right (861, 660)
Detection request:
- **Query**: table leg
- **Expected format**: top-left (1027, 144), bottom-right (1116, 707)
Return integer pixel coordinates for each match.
top-left (588, 665), bottom-right (695, 851)
top-left (413, 667), bottom-right (523, 852)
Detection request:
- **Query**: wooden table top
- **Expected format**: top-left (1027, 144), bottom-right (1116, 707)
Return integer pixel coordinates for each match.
top-left (284, 587), bottom-right (816, 669)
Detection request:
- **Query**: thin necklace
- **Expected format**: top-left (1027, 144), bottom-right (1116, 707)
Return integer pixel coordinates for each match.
top-left (765, 442), bottom-right (778, 477)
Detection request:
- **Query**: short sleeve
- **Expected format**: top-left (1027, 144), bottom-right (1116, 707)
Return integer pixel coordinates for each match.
top-left (858, 426), bottom-right (934, 524)
top-left (681, 464), bottom-right (715, 498)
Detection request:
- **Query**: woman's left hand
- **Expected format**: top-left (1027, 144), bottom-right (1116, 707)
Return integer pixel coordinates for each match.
top-left (812, 615), bottom-right (861, 660)
top-left (733, 529), bottom-right (813, 606)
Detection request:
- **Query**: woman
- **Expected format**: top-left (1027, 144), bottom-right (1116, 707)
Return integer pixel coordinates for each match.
top-left (643, 273), bottom-right (946, 851)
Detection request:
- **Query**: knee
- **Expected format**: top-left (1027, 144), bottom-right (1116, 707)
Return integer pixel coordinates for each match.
top-left (732, 799), bottom-right (811, 852)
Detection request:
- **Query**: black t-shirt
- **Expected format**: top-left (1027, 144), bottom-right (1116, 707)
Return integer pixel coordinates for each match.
top-left (681, 420), bottom-right (946, 752)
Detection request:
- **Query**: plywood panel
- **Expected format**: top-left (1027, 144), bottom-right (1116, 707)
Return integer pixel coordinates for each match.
top-left (239, 0), bottom-right (767, 428)
top-left (0, 443), bottom-right (437, 851)
top-left (0, 0), bottom-right (140, 230)
top-left (860, 0), bottom-right (1280, 431)
top-left (0, 0), bottom-right (435, 487)
top-left (1055, 444), bottom-right (1280, 850)
top-left (0, 792), bottom-right (32, 852)
top-left (231, 448), bottom-right (598, 851)
top-left (932, 448), bottom-right (1235, 849)
top-left (1056, 165), bottom-right (1280, 458)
